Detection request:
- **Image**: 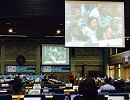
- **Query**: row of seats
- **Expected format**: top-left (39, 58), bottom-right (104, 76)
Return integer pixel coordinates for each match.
top-left (0, 93), bottom-right (129, 100)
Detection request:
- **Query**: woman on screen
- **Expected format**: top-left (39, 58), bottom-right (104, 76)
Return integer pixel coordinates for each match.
top-left (97, 6), bottom-right (112, 40)
top-left (70, 7), bottom-right (88, 30)
top-left (69, 22), bottom-right (91, 43)
top-left (82, 17), bottom-right (98, 42)
top-left (104, 18), bottom-right (122, 39)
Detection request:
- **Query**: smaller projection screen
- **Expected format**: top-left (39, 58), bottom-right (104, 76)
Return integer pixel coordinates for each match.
top-left (42, 44), bottom-right (69, 65)
top-left (65, 1), bottom-right (125, 47)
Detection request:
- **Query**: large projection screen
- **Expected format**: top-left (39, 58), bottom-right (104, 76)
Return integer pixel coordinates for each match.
top-left (42, 44), bottom-right (69, 65)
top-left (65, 1), bottom-right (125, 47)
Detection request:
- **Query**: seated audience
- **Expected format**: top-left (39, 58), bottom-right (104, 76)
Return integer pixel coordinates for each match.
top-left (73, 78), bottom-right (98, 100)
top-left (99, 78), bottom-right (116, 92)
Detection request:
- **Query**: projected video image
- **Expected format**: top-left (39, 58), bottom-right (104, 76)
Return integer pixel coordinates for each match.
top-left (42, 44), bottom-right (69, 65)
top-left (65, 1), bottom-right (125, 47)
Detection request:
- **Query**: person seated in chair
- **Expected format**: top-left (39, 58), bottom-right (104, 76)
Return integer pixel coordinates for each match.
top-left (12, 75), bottom-right (25, 94)
top-left (73, 78), bottom-right (98, 100)
top-left (98, 78), bottom-right (116, 93)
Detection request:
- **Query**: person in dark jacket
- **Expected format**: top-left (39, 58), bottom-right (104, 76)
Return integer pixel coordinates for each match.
top-left (74, 78), bottom-right (98, 100)
top-left (12, 75), bottom-right (25, 94)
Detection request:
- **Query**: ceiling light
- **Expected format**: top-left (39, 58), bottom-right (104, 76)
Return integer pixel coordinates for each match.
top-left (56, 29), bottom-right (61, 34)
top-left (8, 28), bottom-right (13, 33)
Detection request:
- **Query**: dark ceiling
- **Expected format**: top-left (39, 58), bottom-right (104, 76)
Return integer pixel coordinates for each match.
top-left (0, 0), bottom-right (65, 38)
top-left (0, 0), bottom-right (130, 39)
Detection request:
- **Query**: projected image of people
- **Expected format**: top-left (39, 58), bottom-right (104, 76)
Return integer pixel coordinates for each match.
top-left (43, 47), bottom-right (66, 64)
top-left (65, 1), bottom-right (124, 47)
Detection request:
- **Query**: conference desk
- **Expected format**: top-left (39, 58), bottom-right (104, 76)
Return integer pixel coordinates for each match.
top-left (12, 93), bottom-right (130, 100)
top-left (12, 95), bottom-right (24, 100)
top-left (64, 89), bottom-right (75, 94)
top-left (12, 95), bottom-right (53, 100)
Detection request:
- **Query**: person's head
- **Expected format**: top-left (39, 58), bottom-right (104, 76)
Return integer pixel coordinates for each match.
top-left (74, 8), bottom-right (81, 19)
top-left (69, 22), bottom-right (80, 37)
top-left (78, 79), bottom-right (98, 98)
top-left (100, 7), bottom-right (107, 16)
top-left (96, 4), bottom-right (102, 10)
top-left (104, 78), bottom-right (111, 84)
top-left (111, 18), bottom-right (118, 30)
top-left (87, 17), bottom-right (98, 30)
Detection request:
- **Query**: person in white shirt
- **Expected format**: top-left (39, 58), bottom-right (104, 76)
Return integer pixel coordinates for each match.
top-left (99, 78), bottom-right (116, 92)
top-left (89, 4), bottom-right (102, 18)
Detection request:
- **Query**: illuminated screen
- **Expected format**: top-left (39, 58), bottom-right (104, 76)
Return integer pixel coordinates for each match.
top-left (66, 83), bottom-right (72, 87)
top-left (108, 96), bottom-right (124, 100)
top-left (24, 97), bottom-right (41, 100)
top-left (65, 1), bottom-right (125, 47)
top-left (42, 44), bottom-right (69, 65)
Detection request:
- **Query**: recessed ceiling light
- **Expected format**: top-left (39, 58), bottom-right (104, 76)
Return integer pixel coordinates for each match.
top-left (8, 28), bottom-right (13, 33)
top-left (56, 29), bottom-right (61, 34)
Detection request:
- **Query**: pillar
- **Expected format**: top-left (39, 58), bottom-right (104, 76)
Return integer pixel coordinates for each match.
top-left (1, 45), bottom-right (5, 74)
top-left (36, 45), bottom-right (40, 75)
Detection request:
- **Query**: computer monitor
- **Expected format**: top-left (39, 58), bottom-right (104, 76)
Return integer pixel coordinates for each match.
top-left (73, 86), bottom-right (79, 91)
top-left (65, 83), bottom-right (73, 89)
top-left (108, 96), bottom-right (124, 100)
top-left (29, 89), bottom-right (41, 95)
top-left (42, 88), bottom-right (49, 93)
top-left (24, 97), bottom-right (41, 100)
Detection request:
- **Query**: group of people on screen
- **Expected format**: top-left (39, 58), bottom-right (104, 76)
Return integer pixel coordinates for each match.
top-left (44, 47), bottom-right (66, 64)
top-left (65, 3), bottom-right (123, 44)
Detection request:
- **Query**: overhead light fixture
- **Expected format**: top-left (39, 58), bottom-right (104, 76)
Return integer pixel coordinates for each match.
top-left (8, 28), bottom-right (13, 33)
top-left (56, 29), bottom-right (61, 34)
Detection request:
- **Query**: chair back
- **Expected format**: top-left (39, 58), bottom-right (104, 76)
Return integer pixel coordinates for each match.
top-left (0, 94), bottom-right (12, 100)
top-left (97, 94), bottom-right (105, 100)
top-left (53, 94), bottom-right (70, 100)
top-left (49, 88), bottom-right (64, 94)
top-left (101, 90), bottom-right (117, 93)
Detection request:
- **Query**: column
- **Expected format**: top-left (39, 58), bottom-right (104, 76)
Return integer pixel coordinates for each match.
top-left (1, 45), bottom-right (5, 74)
top-left (70, 48), bottom-right (75, 75)
top-left (103, 48), bottom-right (110, 76)
top-left (36, 45), bottom-right (40, 75)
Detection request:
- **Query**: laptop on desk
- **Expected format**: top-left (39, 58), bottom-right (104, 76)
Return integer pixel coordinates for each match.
top-left (28, 89), bottom-right (41, 95)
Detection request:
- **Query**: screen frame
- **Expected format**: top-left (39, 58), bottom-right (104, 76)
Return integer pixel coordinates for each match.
top-left (65, 1), bottom-right (125, 47)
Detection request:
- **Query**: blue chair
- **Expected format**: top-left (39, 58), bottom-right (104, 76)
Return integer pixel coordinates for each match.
top-left (0, 94), bottom-right (12, 100)
top-left (53, 94), bottom-right (70, 100)
top-left (24, 94), bottom-right (46, 100)
top-left (101, 90), bottom-right (117, 93)
top-left (97, 94), bottom-right (105, 100)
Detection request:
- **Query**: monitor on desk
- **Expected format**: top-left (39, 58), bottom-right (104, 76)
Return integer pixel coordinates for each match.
top-left (65, 83), bottom-right (73, 89)
top-left (24, 97), bottom-right (41, 100)
top-left (29, 89), bottom-right (41, 95)
top-left (73, 86), bottom-right (79, 91)
top-left (107, 96), bottom-right (124, 100)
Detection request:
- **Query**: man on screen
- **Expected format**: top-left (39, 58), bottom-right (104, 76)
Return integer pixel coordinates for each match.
top-left (68, 22), bottom-right (91, 43)
top-left (104, 18), bottom-right (122, 39)
top-left (70, 7), bottom-right (88, 30)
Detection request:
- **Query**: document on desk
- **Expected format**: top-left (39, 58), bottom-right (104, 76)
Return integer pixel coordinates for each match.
top-left (24, 97), bottom-right (41, 100)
